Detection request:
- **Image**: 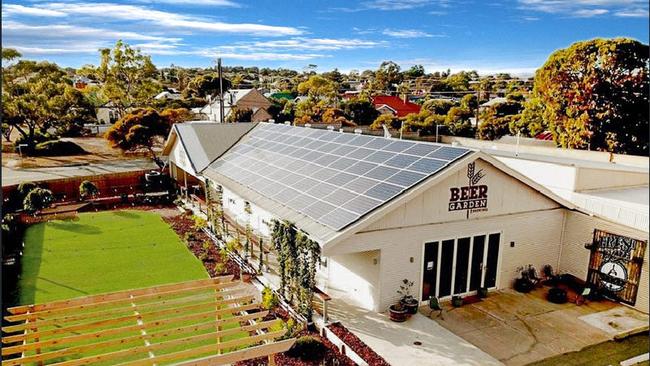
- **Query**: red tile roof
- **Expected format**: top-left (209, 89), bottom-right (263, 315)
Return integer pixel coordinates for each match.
top-left (535, 131), bottom-right (554, 140)
top-left (372, 96), bottom-right (421, 117)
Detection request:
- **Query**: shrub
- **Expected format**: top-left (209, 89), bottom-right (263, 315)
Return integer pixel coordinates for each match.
top-left (17, 182), bottom-right (38, 198)
top-left (23, 188), bottom-right (54, 213)
top-left (33, 140), bottom-right (86, 156)
top-left (261, 286), bottom-right (279, 310)
top-left (79, 180), bottom-right (99, 200)
top-left (370, 114), bottom-right (400, 130)
top-left (286, 336), bottom-right (326, 361)
top-left (193, 216), bottom-right (207, 231)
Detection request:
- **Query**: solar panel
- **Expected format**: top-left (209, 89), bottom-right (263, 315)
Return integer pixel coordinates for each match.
top-left (302, 201), bottom-right (336, 220)
top-left (209, 123), bottom-right (471, 230)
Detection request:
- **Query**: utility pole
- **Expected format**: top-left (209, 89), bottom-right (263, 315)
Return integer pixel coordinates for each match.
top-left (217, 58), bottom-right (225, 123)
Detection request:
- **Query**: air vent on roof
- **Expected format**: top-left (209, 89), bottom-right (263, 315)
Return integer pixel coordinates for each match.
top-left (305, 124), bottom-right (312, 128)
top-left (284, 121), bottom-right (290, 125)
top-left (327, 125), bottom-right (335, 131)
top-left (268, 119), bottom-right (275, 123)
top-left (354, 129), bottom-right (363, 135)
top-left (339, 128), bottom-right (344, 133)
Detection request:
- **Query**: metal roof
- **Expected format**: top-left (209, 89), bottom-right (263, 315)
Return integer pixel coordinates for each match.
top-left (170, 122), bottom-right (257, 173)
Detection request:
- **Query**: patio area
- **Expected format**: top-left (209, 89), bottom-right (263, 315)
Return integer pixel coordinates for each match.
top-left (327, 287), bottom-right (501, 366)
top-left (423, 286), bottom-right (649, 366)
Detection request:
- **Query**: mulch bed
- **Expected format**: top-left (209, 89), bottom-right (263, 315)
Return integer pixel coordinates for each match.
top-left (163, 212), bottom-right (241, 278)
top-left (328, 322), bottom-right (391, 366)
top-left (234, 329), bottom-right (355, 366)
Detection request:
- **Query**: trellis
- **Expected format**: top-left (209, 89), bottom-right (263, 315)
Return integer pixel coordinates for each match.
top-left (2, 276), bottom-right (295, 366)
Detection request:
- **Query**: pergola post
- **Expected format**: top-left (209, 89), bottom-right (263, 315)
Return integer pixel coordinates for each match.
top-left (268, 353), bottom-right (277, 366)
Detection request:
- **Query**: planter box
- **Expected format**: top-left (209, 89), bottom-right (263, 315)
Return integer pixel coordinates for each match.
top-left (321, 325), bottom-right (368, 366)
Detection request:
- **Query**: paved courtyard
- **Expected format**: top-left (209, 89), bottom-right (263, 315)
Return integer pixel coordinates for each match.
top-left (327, 288), bottom-right (501, 366)
top-left (425, 287), bottom-right (649, 366)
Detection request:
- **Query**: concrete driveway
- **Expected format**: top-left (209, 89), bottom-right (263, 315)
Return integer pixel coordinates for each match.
top-left (427, 287), bottom-right (648, 366)
top-left (327, 288), bottom-right (502, 366)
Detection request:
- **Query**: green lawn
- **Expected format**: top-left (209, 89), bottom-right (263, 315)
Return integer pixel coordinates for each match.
top-left (19, 210), bottom-right (208, 305)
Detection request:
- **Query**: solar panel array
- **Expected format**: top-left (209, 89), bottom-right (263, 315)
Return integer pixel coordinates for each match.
top-left (210, 123), bottom-right (471, 230)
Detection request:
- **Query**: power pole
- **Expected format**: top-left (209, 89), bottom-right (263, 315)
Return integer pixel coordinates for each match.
top-left (218, 58), bottom-right (225, 123)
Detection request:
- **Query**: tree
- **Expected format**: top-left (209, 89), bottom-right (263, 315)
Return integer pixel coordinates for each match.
top-left (183, 74), bottom-right (231, 99)
top-left (460, 94), bottom-right (479, 112)
top-left (342, 100), bottom-right (379, 125)
top-left (371, 61), bottom-right (403, 92)
top-left (105, 108), bottom-right (173, 158)
top-left (79, 180), bottom-right (99, 200)
top-left (2, 55), bottom-right (91, 149)
top-left (513, 97), bottom-right (546, 137)
top-left (526, 38), bottom-right (648, 154)
top-left (422, 99), bottom-right (455, 115)
top-left (446, 71), bottom-right (477, 91)
top-left (97, 40), bottom-right (161, 116)
top-left (297, 75), bottom-right (337, 100)
top-left (226, 107), bottom-right (254, 123)
top-left (445, 107), bottom-right (475, 136)
top-left (404, 65), bottom-right (425, 79)
top-left (23, 188), bottom-right (54, 213)
top-left (370, 114), bottom-right (400, 130)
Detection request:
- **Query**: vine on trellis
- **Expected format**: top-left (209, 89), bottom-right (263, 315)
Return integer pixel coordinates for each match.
top-left (271, 219), bottom-right (321, 320)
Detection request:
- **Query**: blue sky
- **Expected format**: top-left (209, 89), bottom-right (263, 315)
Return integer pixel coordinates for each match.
top-left (2, 0), bottom-right (648, 75)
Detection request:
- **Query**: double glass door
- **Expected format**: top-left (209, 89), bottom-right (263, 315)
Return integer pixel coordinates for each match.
top-left (421, 233), bottom-right (500, 301)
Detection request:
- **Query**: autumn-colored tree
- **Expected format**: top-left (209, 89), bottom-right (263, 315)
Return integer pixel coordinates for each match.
top-left (297, 75), bottom-right (337, 100)
top-left (526, 38), bottom-right (648, 154)
top-left (225, 107), bottom-right (254, 123)
top-left (370, 114), bottom-right (400, 130)
top-left (105, 108), bottom-right (182, 158)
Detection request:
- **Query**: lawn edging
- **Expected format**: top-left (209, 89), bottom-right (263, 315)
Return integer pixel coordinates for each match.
top-left (321, 323), bottom-right (369, 366)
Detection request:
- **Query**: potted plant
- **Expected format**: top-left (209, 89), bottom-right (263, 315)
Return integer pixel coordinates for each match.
top-left (451, 295), bottom-right (463, 307)
top-left (478, 286), bottom-right (489, 298)
top-left (389, 302), bottom-right (409, 322)
top-left (398, 279), bottom-right (419, 315)
top-left (514, 265), bottom-right (535, 293)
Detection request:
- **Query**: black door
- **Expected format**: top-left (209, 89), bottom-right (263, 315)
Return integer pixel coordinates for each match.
top-left (484, 233), bottom-right (500, 288)
top-left (469, 235), bottom-right (486, 291)
top-left (438, 239), bottom-right (455, 298)
top-left (454, 237), bottom-right (471, 294)
top-left (422, 241), bottom-right (439, 301)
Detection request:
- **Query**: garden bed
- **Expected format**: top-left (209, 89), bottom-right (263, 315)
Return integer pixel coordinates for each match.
top-left (163, 212), bottom-right (242, 278)
top-left (328, 322), bottom-right (391, 366)
top-left (234, 329), bottom-right (355, 366)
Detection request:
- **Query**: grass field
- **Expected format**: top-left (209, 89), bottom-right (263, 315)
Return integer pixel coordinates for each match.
top-left (19, 210), bottom-right (208, 305)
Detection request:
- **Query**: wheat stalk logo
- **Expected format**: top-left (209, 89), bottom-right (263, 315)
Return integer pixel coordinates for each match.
top-left (467, 162), bottom-right (485, 186)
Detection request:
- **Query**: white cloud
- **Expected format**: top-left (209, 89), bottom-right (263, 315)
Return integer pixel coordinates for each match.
top-left (614, 8), bottom-right (648, 17)
top-left (363, 0), bottom-right (433, 10)
top-left (2, 4), bottom-right (66, 17)
top-left (196, 50), bottom-right (325, 60)
top-left (139, 0), bottom-right (240, 6)
top-left (3, 21), bottom-right (181, 43)
top-left (518, 0), bottom-right (648, 18)
top-left (382, 29), bottom-right (445, 38)
top-left (574, 8), bottom-right (609, 16)
top-left (4, 2), bottom-right (303, 36)
top-left (227, 38), bottom-right (384, 51)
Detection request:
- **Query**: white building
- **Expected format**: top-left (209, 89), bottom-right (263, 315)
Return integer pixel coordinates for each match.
top-left (164, 122), bottom-right (649, 315)
top-left (200, 89), bottom-right (272, 123)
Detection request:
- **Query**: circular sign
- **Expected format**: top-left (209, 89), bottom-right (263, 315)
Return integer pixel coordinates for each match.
top-left (599, 261), bottom-right (627, 292)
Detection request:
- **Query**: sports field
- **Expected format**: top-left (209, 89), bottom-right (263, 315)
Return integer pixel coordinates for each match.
top-left (18, 210), bottom-right (208, 305)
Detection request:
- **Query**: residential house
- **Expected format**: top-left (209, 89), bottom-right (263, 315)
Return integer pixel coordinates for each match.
top-left (372, 95), bottom-right (421, 117)
top-left (200, 89), bottom-right (272, 123)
